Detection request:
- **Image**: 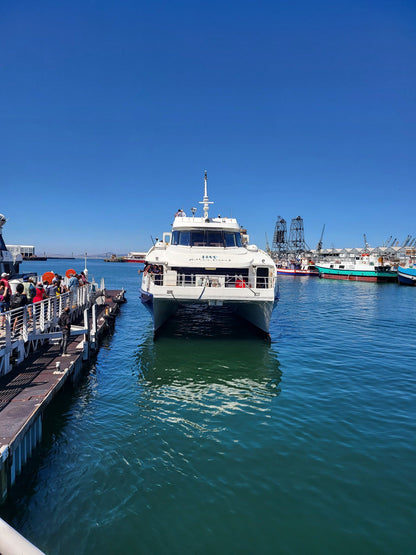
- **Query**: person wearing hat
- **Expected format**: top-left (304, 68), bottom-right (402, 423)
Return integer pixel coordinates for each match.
top-left (22, 275), bottom-right (36, 303)
top-left (0, 280), bottom-right (9, 327)
top-left (0, 272), bottom-right (11, 314)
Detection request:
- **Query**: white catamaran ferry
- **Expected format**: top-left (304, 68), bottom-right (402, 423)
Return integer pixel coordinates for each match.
top-left (140, 173), bottom-right (279, 336)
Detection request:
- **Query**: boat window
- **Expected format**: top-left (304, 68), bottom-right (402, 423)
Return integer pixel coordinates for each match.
top-left (206, 231), bottom-right (223, 247)
top-left (179, 231), bottom-right (191, 246)
top-left (224, 232), bottom-right (236, 247)
top-left (171, 230), bottom-right (243, 247)
top-left (171, 231), bottom-right (180, 245)
top-left (190, 231), bottom-right (205, 246)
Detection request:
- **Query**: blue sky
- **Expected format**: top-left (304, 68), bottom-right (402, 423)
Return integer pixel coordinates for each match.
top-left (1, 0), bottom-right (415, 255)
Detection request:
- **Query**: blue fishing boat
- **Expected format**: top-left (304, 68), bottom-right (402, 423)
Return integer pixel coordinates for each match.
top-left (398, 266), bottom-right (416, 286)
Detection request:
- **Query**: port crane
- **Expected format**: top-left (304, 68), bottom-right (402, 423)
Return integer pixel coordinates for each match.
top-left (316, 224), bottom-right (325, 252)
top-left (265, 233), bottom-right (271, 255)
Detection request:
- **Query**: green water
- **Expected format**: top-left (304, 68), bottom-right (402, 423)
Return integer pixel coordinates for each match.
top-left (1, 260), bottom-right (415, 554)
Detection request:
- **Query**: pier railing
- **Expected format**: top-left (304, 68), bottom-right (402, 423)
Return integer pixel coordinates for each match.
top-left (0, 282), bottom-right (104, 377)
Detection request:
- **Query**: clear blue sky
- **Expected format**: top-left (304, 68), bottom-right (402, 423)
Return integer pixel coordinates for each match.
top-left (1, 0), bottom-right (415, 254)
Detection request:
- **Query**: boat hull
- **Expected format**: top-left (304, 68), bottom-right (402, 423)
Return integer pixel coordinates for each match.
top-left (398, 266), bottom-right (416, 286)
top-left (315, 266), bottom-right (397, 283)
top-left (276, 267), bottom-right (319, 276)
top-left (140, 287), bottom-right (278, 335)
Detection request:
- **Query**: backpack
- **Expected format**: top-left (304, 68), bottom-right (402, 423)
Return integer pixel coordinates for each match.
top-left (10, 294), bottom-right (23, 310)
top-left (28, 283), bottom-right (36, 299)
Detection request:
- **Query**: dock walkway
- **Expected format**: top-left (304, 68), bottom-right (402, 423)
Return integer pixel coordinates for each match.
top-left (0, 290), bottom-right (126, 504)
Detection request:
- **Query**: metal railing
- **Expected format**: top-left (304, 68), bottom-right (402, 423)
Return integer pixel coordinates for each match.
top-left (146, 272), bottom-right (274, 289)
top-left (0, 282), bottom-right (102, 376)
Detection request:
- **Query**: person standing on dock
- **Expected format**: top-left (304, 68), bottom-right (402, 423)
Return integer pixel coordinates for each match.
top-left (0, 273), bottom-right (11, 312)
top-left (0, 280), bottom-right (10, 328)
top-left (58, 307), bottom-right (71, 356)
top-left (9, 283), bottom-right (28, 336)
top-left (68, 272), bottom-right (79, 307)
top-left (22, 275), bottom-right (36, 302)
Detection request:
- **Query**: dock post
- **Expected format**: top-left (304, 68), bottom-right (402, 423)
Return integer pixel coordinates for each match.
top-left (83, 308), bottom-right (89, 361)
top-left (1, 448), bottom-right (9, 501)
top-left (91, 303), bottom-right (97, 351)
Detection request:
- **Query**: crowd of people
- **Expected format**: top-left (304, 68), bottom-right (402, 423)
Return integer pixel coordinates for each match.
top-left (141, 264), bottom-right (163, 285)
top-left (0, 270), bottom-right (89, 339)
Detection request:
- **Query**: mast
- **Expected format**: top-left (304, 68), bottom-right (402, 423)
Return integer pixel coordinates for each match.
top-left (199, 170), bottom-right (213, 220)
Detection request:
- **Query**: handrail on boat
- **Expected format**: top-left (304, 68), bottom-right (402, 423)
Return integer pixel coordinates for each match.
top-left (146, 272), bottom-right (275, 289)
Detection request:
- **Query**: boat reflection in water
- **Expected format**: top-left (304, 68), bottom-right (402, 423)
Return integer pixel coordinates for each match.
top-left (135, 309), bottom-right (282, 404)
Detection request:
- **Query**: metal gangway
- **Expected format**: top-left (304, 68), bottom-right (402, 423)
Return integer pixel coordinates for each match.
top-left (0, 278), bottom-right (105, 377)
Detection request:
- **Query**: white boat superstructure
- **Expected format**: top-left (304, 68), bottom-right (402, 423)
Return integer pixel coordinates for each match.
top-left (140, 173), bottom-right (279, 336)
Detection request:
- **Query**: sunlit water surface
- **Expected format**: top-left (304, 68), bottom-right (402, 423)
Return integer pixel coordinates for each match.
top-left (1, 260), bottom-right (415, 554)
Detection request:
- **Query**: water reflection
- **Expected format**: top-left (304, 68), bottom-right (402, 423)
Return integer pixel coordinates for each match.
top-left (135, 330), bottom-right (282, 396)
top-left (133, 332), bottom-right (282, 453)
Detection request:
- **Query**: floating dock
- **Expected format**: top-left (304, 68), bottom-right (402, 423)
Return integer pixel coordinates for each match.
top-left (0, 289), bottom-right (126, 504)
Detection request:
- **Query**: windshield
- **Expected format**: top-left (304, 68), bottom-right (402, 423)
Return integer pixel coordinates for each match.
top-left (171, 230), bottom-right (242, 247)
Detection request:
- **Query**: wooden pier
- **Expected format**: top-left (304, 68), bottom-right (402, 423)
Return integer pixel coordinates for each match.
top-left (0, 289), bottom-right (126, 504)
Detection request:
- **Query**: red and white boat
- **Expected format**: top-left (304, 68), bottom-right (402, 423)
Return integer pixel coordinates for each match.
top-left (124, 252), bottom-right (146, 263)
top-left (275, 259), bottom-right (319, 276)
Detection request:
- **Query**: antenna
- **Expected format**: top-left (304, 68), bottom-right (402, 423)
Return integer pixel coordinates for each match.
top-left (199, 170), bottom-right (213, 220)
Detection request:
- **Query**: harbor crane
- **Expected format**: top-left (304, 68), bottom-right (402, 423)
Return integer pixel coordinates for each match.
top-left (316, 224), bottom-right (325, 252)
top-left (265, 233), bottom-right (271, 255)
top-left (363, 234), bottom-right (370, 251)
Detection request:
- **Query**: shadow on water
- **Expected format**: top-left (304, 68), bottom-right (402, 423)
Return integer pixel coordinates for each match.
top-left (156, 304), bottom-right (271, 340)
top-left (135, 307), bottom-right (282, 395)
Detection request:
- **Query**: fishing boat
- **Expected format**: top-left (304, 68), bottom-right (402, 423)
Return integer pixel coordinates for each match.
top-left (104, 254), bottom-right (126, 263)
top-left (140, 172), bottom-right (279, 336)
top-left (315, 253), bottom-right (397, 283)
top-left (397, 266), bottom-right (416, 286)
top-left (124, 252), bottom-right (146, 263)
top-left (275, 258), bottom-right (319, 276)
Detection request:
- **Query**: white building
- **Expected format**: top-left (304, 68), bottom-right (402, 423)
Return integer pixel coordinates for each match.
top-left (6, 245), bottom-right (36, 257)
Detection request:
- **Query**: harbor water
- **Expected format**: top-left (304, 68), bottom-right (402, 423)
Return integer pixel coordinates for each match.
top-left (1, 259), bottom-right (415, 554)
